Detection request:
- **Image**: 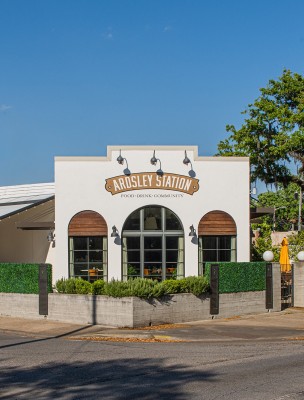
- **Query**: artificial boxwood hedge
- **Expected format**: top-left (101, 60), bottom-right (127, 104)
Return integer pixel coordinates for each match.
top-left (0, 263), bottom-right (52, 294)
top-left (204, 262), bottom-right (266, 293)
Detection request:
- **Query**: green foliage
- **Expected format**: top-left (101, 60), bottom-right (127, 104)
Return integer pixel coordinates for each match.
top-left (54, 276), bottom-right (210, 298)
top-left (217, 69), bottom-right (304, 188)
top-left (92, 279), bottom-right (105, 295)
top-left (251, 221), bottom-right (280, 262)
top-left (204, 262), bottom-right (266, 293)
top-left (255, 183), bottom-right (301, 231)
top-left (75, 278), bottom-right (92, 294)
top-left (287, 231), bottom-right (304, 260)
top-left (0, 263), bottom-right (52, 294)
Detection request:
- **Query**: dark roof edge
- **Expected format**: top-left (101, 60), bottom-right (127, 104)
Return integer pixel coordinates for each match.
top-left (0, 195), bottom-right (55, 221)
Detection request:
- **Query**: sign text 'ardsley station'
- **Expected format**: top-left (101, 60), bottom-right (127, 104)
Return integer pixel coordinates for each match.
top-left (105, 172), bottom-right (199, 195)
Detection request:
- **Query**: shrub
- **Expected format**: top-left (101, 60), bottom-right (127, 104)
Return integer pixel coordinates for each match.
top-left (103, 280), bottom-right (132, 297)
top-left (161, 279), bottom-right (182, 294)
top-left (75, 278), bottom-right (92, 294)
top-left (54, 276), bottom-right (210, 298)
top-left (92, 279), bottom-right (105, 295)
top-left (55, 278), bottom-right (67, 293)
top-left (65, 278), bottom-right (78, 294)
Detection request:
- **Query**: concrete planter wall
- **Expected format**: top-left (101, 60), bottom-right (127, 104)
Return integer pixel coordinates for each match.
top-left (1, 290), bottom-right (278, 328)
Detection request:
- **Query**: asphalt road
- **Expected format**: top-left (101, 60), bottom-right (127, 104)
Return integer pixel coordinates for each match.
top-left (1, 331), bottom-right (304, 399)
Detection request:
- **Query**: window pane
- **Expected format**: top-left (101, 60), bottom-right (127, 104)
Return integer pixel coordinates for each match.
top-left (127, 251), bottom-right (140, 263)
top-left (73, 237), bottom-right (87, 250)
top-left (166, 236), bottom-right (178, 249)
top-left (166, 250), bottom-right (178, 262)
top-left (124, 237), bottom-right (140, 250)
top-left (218, 250), bottom-right (232, 262)
top-left (126, 263), bottom-right (140, 278)
top-left (89, 237), bottom-right (102, 250)
top-left (218, 236), bottom-right (232, 249)
top-left (202, 237), bottom-right (217, 249)
top-left (203, 250), bottom-right (218, 262)
top-left (145, 250), bottom-right (162, 262)
top-left (144, 236), bottom-right (162, 249)
top-left (124, 209), bottom-right (140, 230)
top-left (144, 207), bottom-right (162, 230)
top-left (73, 263), bottom-right (88, 276)
top-left (89, 251), bottom-right (103, 262)
top-left (166, 209), bottom-right (182, 230)
top-left (74, 251), bottom-right (88, 263)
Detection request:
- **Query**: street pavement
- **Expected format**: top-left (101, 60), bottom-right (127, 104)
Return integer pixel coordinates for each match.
top-left (1, 308), bottom-right (304, 343)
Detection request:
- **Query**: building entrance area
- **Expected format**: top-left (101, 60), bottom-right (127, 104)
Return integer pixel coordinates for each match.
top-left (122, 206), bottom-right (184, 280)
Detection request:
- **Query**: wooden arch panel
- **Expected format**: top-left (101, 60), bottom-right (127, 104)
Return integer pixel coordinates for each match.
top-left (198, 210), bottom-right (236, 236)
top-left (68, 211), bottom-right (107, 236)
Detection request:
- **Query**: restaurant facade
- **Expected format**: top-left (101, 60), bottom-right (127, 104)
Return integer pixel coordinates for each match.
top-left (54, 146), bottom-right (250, 283)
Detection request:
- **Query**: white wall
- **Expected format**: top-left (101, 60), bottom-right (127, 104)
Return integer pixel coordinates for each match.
top-left (55, 146), bottom-right (250, 282)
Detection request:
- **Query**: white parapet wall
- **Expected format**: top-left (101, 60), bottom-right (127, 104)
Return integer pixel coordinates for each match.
top-left (0, 290), bottom-right (278, 328)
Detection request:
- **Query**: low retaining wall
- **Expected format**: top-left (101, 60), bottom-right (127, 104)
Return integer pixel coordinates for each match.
top-left (0, 289), bottom-right (278, 327)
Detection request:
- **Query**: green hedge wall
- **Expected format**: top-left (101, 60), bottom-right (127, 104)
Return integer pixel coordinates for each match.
top-left (0, 263), bottom-right (52, 294)
top-left (204, 262), bottom-right (266, 293)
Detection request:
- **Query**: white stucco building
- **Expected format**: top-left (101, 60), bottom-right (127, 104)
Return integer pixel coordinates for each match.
top-left (0, 146), bottom-right (251, 284)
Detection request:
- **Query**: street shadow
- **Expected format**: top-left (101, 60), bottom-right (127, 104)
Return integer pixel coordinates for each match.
top-left (0, 325), bottom-right (94, 350)
top-left (0, 357), bottom-right (217, 399)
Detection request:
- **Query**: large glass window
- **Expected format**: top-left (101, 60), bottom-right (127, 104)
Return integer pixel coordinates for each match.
top-left (122, 206), bottom-right (184, 281)
top-left (198, 235), bottom-right (236, 275)
top-left (69, 236), bottom-right (108, 282)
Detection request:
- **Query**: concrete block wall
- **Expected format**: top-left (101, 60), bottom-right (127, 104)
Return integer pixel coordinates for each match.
top-left (133, 294), bottom-right (210, 327)
top-left (48, 294), bottom-right (134, 326)
top-left (293, 262), bottom-right (304, 307)
top-left (0, 289), bottom-right (279, 328)
top-left (272, 263), bottom-right (282, 312)
top-left (0, 293), bottom-right (39, 319)
top-left (216, 291), bottom-right (266, 319)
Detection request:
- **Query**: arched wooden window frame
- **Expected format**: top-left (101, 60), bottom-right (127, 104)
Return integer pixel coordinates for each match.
top-left (198, 210), bottom-right (237, 275)
top-left (68, 210), bottom-right (108, 282)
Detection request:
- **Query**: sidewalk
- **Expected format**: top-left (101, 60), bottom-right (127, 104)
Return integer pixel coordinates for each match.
top-left (1, 308), bottom-right (304, 343)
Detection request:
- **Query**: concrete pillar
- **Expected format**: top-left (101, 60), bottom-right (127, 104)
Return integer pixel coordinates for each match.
top-left (293, 262), bottom-right (304, 307)
top-left (271, 263), bottom-right (282, 312)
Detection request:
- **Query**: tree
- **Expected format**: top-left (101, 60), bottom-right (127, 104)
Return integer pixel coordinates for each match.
top-left (217, 70), bottom-right (304, 188)
top-left (257, 183), bottom-right (300, 231)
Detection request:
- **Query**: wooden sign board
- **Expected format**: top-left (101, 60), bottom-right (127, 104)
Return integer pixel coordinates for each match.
top-left (105, 172), bottom-right (199, 196)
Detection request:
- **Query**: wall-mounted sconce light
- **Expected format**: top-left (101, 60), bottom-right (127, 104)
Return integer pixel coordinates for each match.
top-left (189, 225), bottom-right (197, 237)
top-left (47, 230), bottom-right (55, 247)
top-left (183, 150), bottom-right (191, 165)
top-left (116, 150), bottom-right (131, 176)
top-left (111, 225), bottom-right (119, 237)
top-left (150, 150), bottom-right (163, 176)
top-left (183, 150), bottom-right (196, 177)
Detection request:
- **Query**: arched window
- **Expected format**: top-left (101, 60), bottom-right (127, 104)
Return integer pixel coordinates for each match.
top-left (198, 210), bottom-right (237, 275)
top-left (68, 210), bottom-right (108, 281)
top-left (122, 206), bottom-right (184, 281)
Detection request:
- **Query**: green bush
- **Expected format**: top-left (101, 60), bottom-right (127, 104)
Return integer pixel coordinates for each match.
top-left (161, 279), bottom-right (182, 294)
top-left (103, 280), bottom-right (132, 297)
top-left (75, 278), bottom-right (92, 294)
top-left (55, 278), bottom-right (66, 293)
top-left (65, 278), bottom-right (78, 294)
top-left (92, 279), bottom-right (105, 295)
top-left (204, 262), bottom-right (266, 293)
top-left (54, 276), bottom-right (210, 298)
top-left (0, 263), bottom-right (52, 294)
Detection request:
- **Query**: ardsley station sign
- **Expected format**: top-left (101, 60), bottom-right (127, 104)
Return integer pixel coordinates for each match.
top-left (105, 172), bottom-right (199, 195)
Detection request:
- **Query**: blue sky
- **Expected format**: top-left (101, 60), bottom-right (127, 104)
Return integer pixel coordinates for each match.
top-left (1, 0), bottom-right (304, 186)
